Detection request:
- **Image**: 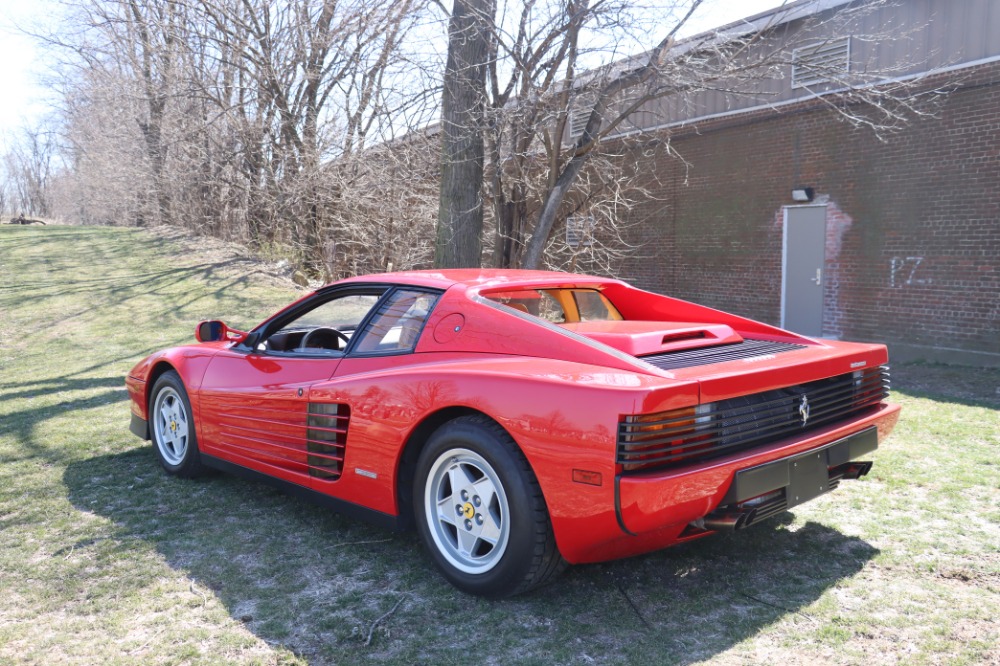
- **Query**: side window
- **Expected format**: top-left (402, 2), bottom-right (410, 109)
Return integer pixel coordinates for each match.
top-left (261, 292), bottom-right (382, 354)
top-left (353, 289), bottom-right (439, 353)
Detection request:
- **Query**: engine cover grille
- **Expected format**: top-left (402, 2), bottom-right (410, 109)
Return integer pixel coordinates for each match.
top-left (638, 338), bottom-right (807, 370)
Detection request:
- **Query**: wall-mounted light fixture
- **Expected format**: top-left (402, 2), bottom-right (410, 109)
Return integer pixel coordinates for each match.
top-left (792, 187), bottom-right (815, 202)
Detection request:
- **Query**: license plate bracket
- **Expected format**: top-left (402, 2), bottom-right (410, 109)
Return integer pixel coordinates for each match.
top-left (721, 426), bottom-right (878, 507)
top-left (786, 449), bottom-right (830, 508)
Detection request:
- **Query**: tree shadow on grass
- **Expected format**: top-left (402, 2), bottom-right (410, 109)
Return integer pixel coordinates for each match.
top-left (0, 378), bottom-right (130, 463)
top-left (0, 375), bottom-right (125, 405)
top-left (64, 449), bottom-right (879, 665)
top-left (0, 260), bottom-right (257, 313)
top-left (891, 361), bottom-right (1000, 410)
top-left (1, 225), bottom-right (290, 328)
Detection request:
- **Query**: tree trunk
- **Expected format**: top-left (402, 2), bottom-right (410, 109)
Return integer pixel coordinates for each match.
top-left (140, 97), bottom-right (169, 226)
top-left (435, 0), bottom-right (494, 268)
top-left (521, 153), bottom-right (587, 270)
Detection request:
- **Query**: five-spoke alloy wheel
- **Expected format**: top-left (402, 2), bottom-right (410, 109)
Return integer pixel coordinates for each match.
top-left (424, 448), bottom-right (511, 574)
top-left (149, 371), bottom-right (206, 477)
top-left (414, 415), bottom-right (565, 597)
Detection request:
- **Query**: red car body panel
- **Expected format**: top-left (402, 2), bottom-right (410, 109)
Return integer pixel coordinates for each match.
top-left (127, 269), bottom-right (899, 565)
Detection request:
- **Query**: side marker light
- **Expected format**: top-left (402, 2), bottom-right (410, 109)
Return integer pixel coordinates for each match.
top-left (572, 469), bottom-right (603, 486)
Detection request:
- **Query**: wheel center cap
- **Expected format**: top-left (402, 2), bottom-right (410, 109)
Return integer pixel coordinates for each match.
top-left (170, 420), bottom-right (177, 432)
top-left (462, 502), bottom-right (475, 519)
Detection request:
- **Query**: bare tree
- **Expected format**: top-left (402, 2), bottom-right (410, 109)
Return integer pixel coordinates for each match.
top-left (48, 0), bottom-right (435, 272)
top-left (3, 126), bottom-right (58, 218)
top-left (434, 0), bottom-right (939, 271)
top-left (435, 0), bottom-right (495, 268)
top-left (180, 0), bottom-right (432, 263)
top-left (38, 0), bottom-right (937, 279)
top-left (318, 130), bottom-right (440, 278)
top-left (430, 0), bottom-right (712, 270)
top-left (518, 3), bottom-right (700, 269)
top-left (0, 161), bottom-right (9, 217)
top-left (482, 0), bottom-right (669, 270)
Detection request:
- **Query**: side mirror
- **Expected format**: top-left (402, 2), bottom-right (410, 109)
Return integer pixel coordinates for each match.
top-left (195, 320), bottom-right (247, 343)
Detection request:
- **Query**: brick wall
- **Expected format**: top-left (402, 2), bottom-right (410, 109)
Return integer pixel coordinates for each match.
top-left (617, 60), bottom-right (1000, 363)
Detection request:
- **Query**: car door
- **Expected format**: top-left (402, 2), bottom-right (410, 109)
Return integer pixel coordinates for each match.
top-left (305, 288), bottom-right (442, 495)
top-left (197, 287), bottom-right (386, 486)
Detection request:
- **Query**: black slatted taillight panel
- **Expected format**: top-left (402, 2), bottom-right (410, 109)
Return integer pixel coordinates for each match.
top-left (307, 403), bottom-right (349, 480)
top-left (617, 366), bottom-right (889, 473)
top-left (639, 339), bottom-right (807, 371)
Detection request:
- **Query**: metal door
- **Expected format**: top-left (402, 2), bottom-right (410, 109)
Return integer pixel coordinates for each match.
top-left (782, 205), bottom-right (827, 336)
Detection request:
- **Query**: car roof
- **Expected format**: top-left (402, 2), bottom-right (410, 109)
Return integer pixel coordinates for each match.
top-left (335, 269), bottom-right (625, 291)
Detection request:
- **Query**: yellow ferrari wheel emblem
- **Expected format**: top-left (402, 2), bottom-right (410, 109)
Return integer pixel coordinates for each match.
top-left (462, 502), bottom-right (475, 519)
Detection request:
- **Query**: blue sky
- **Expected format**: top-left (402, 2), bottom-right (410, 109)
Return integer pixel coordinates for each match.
top-left (0, 0), bottom-right (786, 153)
top-left (0, 0), bottom-right (60, 152)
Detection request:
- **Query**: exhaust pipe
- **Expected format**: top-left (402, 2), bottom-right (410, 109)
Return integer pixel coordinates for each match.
top-left (700, 507), bottom-right (759, 532)
top-left (831, 460), bottom-right (873, 480)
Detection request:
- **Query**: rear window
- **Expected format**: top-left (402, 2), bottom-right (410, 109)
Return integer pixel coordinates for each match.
top-left (483, 288), bottom-right (622, 324)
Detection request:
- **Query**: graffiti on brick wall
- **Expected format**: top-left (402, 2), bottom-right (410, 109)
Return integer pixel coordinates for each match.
top-left (890, 256), bottom-right (932, 288)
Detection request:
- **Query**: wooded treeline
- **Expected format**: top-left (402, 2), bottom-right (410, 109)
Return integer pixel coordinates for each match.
top-left (2, 0), bottom-right (932, 276)
top-left (10, 0), bottom-right (442, 277)
top-left (3, 0), bottom-right (707, 276)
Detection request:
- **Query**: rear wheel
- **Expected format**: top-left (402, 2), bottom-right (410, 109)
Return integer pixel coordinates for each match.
top-left (413, 415), bottom-right (566, 597)
top-left (150, 371), bottom-right (206, 478)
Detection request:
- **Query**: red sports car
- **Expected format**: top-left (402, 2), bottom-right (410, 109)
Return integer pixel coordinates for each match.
top-left (126, 270), bottom-right (899, 597)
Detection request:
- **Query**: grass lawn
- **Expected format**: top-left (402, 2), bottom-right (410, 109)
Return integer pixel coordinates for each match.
top-left (0, 225), bottom-right (997, 665)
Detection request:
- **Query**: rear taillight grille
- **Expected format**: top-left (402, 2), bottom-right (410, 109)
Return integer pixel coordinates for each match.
top-left (617, 366), bottom-right (889, 473)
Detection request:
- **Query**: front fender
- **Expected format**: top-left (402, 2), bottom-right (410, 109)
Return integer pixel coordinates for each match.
top-left (126, 343), bottom-right (226, 430)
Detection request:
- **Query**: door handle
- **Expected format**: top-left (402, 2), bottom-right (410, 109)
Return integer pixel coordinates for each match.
top-left (811, 268), bottom-right (822, 285)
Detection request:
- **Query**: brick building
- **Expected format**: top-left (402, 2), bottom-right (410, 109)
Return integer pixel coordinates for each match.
top-left (601, 0), bottom-right (1000, 366)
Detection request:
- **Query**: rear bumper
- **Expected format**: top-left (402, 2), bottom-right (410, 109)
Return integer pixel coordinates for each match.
top-left (617, 402), bottom-right (900, 537)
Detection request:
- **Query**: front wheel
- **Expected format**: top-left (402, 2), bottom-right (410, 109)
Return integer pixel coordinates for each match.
top-left (413, 415), bottom-right (566, 597)
top-left (149, 370), bottom-right (206, 478)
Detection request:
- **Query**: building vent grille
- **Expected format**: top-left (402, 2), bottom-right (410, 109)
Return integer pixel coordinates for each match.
top-left (792, 36), bottom-right (851, 88)
top-left (569, 108), bottom-right (589, 141)
top-left (566, 215), bottom-right (595, 247)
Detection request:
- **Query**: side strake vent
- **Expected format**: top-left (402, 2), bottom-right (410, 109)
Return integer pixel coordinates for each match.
top-left (617, 366), bottom-right (889, 473)
top-left (307, 403), bottom-right (350, 480)
top-left (639, 338), bottom-right (806, 370)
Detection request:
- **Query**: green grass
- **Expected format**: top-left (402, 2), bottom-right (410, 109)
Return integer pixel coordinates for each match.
top-left (0, 225), bottom-right (997, 665)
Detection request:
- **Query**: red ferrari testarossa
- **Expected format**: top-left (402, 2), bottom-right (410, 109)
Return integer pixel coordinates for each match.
top-left (126, 269), bottom-right (899, 596)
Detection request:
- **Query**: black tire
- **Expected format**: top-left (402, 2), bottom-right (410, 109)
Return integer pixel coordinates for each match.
top-left (413, 415), bottom-right (567, 597)
top-left (149, 370), bottom-right (207, 478)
